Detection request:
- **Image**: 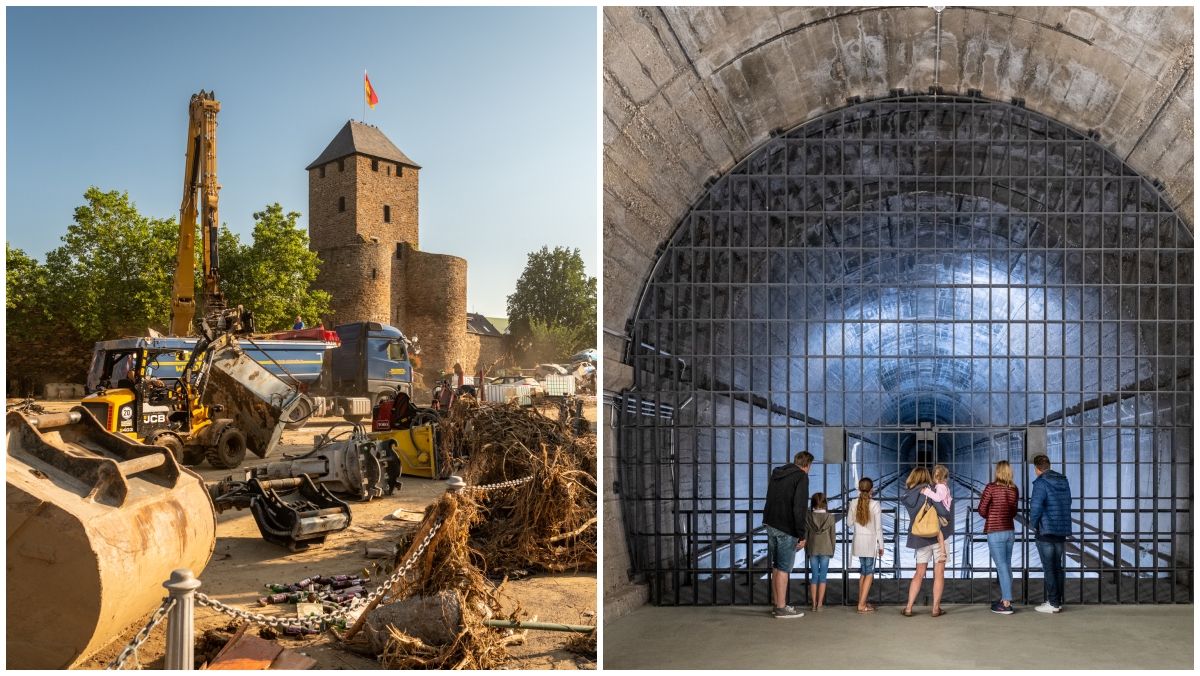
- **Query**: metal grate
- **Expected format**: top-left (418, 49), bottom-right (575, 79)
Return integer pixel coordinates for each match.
top-left (616, 95), bottom-right (1193, 606)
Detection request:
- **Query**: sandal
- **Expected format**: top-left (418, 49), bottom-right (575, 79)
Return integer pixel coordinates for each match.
top-left (932, 608), bottom-right (948, 617)
top-left (902, 609), bottom-right (914, 617)
top-left (857, 605), bottom-right (877, 614)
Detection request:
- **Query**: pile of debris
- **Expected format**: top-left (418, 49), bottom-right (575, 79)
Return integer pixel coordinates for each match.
top-left (355, 493), bottom-right (523, 669)
top-left (344, 399), bottom-right (597, 669)
top-left (439, 398), bottom-right (597, 573)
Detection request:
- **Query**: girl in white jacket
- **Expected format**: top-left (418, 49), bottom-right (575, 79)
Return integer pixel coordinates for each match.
top-left (849, 477), bottom-right (884, 613)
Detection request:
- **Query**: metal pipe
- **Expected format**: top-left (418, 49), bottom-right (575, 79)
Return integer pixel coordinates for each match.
top-left (27, 411), bottom-right (83, 429)
top-left (482, 619), bottom-right (595, 634)
top-left (932, 6), bottom-right (944, 89)
top-left (118, 453), bottom-right (167, 476)
top-left (163, 569), bottom-right (202, 670)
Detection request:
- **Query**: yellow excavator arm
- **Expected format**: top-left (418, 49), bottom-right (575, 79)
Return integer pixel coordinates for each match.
top-left (169, 90), bottom-right (225, 337)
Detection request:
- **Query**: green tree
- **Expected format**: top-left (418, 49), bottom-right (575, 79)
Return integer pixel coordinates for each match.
top-left (41, 188), bottom-right (179, 341)
top-left (528, 318), bottom-right (585, 364)
top-left (217, 203), bottom-right (330, 332)
top-left (506, 246), bottom-right (596, 356)
top-left (6, 243), bottom-right (50, 342)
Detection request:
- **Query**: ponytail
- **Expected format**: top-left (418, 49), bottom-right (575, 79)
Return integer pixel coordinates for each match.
top-left (855, 477), bottom-right (874, 526)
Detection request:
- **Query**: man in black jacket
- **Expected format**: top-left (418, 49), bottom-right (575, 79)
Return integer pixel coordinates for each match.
top-left (763, 450), bottom-right (813, 618)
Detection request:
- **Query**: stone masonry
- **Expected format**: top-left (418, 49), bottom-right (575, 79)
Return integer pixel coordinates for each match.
top-left (307, 120), bottom-right (482, 377)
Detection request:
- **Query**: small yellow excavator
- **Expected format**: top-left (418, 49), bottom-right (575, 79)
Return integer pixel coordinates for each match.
top-left (79, 90), bottom-right (265, 469)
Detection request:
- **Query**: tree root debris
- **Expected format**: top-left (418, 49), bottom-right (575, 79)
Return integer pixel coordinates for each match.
top-left (365, 399), bottom-right (596, 669)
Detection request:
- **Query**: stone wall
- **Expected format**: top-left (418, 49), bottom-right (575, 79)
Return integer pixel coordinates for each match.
top-left (390, 242), bottom-right (409, 329)
top-left (307, 157), bottom-right (358, 251)
top-left (6, 333), bottom-right (93, 397)
top-left (350, 154), bottom-right (420, 249)
top-left (402, 248), bottom-right (468, 378)
top-left (313, 235), bottom-right (392, 328)
top-left (461, 333), bottom-right (512, 375)
top-left (474, 333), bottom-right (510, 372)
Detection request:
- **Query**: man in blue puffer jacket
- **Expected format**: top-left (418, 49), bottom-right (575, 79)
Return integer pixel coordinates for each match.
top-left (1029, 454), bottom-right (1072, 613)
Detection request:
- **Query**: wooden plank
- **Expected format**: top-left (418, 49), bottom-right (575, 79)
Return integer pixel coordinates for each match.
top-left (205, 620), bottom-right (249, 667)
top-left (206, 634), bottom-right (282, 671)
top-left (269, 649), bottom-right (318, 670)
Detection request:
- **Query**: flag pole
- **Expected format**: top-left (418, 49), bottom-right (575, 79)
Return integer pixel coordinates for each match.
top-left (363, 70), bottom-right (366, 123)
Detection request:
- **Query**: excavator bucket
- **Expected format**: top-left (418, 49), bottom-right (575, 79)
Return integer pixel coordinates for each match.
top-left (6, 408), bottom-right (217, 669)
top-left (202, 337), bottom-right (303, 459)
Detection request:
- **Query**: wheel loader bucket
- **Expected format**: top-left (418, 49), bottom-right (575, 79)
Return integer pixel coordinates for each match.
top-left (201, 337), bottom-right (303, 459)
top-left (6, 408), bottom-right (217, 669)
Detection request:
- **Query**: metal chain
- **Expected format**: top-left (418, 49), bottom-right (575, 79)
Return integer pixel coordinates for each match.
top-left (106, 597), bottom-right (177, 670)
top-left (105, 486), bottom-right (515, 665)
top-left (470, 475), bottom-right (535, 492)
top-left (194, 517), bottom-right (445, 631)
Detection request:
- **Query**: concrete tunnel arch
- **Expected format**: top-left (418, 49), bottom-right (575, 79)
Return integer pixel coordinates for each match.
top-left (601, 6), bottom-right (1193, 613)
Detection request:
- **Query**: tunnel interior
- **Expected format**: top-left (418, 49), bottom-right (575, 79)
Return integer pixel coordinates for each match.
top-left (616, 95), bottom-right (1193, 606)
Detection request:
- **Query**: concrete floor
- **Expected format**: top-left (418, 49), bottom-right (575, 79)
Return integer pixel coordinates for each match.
top-left (604, 604), bottom-right (1194, 670)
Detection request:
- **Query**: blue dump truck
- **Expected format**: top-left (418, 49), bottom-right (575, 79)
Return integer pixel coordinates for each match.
top-left (274, 321), bottom-right (417, 424)
top-left (81, 321), bottom-right (416, 468)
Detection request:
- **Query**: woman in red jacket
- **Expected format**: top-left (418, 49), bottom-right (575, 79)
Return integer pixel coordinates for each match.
top-left (978, 460), bottom-right (1019, 614)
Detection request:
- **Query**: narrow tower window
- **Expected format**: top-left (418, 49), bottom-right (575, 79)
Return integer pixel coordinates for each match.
top-left (372, 268), bottom-right (377, 280)
top-left (386, 165), bottom-right (391, 176)
top-left (397, 165), bottom-right (403, 177)
top-left (338, 159), bottom-right (344, 172)
top-left (395, 242), bottom-right (403, 259)
top-left (372, 158), bottom-right (379, 172)
top-left (383, 205), bottom-right (391, 223)
top-left (338, 196), bottom-right (345, 212)
top-left (319, 165), bottom-right (325, 178)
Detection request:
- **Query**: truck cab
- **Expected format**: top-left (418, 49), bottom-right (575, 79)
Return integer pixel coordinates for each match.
top-left (330, 322), bottom-right (414, 407)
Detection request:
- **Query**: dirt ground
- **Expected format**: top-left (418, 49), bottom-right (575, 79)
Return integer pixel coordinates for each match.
top-left (13, 398), bottom-right (597, 670)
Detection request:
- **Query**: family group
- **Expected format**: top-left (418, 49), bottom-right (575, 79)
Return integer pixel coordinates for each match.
top-left (763, 451), bottom-right (1073, 618)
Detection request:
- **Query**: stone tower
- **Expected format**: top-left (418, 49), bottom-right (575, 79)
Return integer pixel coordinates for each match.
top-left (307, 120), bottom-right (480, 378)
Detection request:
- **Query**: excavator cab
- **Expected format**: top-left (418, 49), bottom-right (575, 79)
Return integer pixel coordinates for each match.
top-left (83, 344), bottom-right (195, 440)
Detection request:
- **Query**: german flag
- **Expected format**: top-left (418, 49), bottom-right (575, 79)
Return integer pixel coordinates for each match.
top-left (365, 71), bottom-right (379, 110)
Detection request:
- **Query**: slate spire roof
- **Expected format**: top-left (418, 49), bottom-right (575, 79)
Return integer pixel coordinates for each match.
top-left (306, 120), bottom-right (421, 170)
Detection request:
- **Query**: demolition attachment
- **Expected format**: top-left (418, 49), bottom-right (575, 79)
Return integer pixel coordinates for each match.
top-left (246, 423), bottom-right (403, 502)
top-left (206, 423), bottom-right (402, 551)
top-left (208, 475), bottom-right (352, 552)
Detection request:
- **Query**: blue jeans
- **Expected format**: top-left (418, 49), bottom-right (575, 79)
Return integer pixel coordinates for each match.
top-left (1036, 538), bottom-right (1067, 607)
top-left (767, 526), bottom-right (799, 573)
top-left (859, 557), bottom-right (876, 576)
top-left (986, 530), bottom-right (1015, 602)
top-left (810, 555), bottom-right (830, 583)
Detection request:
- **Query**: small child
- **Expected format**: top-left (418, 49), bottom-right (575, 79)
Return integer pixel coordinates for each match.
top-left (805, 493), bottom-right (836, 611)
top-left (922, 465), bottom-right (952, 563)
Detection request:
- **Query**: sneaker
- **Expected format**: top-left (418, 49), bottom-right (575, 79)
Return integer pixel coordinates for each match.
top-left (773, 605), bottom-right (805, 619)
top-left (1034, 602), bottom-right (1061, 614)
top-left (990, 601), bottom-right (1014, 615)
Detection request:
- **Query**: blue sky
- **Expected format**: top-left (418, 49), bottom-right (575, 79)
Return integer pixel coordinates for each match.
top-left (6, 7), bottom-right (597, 318)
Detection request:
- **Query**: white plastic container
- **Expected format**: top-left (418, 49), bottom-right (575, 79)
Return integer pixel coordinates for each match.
top-left (544, 375), bottom-right (577, 397)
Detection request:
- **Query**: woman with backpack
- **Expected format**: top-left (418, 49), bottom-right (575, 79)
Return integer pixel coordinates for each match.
top-left (978, 460), bottom-right (1019, 614)
top-left (901, 465), bottom-right (952, 617)
top-left (848, 477), bottom-right (884, 613)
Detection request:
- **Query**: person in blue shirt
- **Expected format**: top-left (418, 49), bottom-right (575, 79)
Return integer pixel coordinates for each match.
top-left (293, 316), bottom-right (305, 330)
top-left (1029, 454), bottom-right (1073, 613)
